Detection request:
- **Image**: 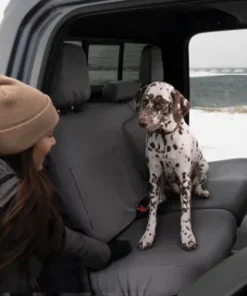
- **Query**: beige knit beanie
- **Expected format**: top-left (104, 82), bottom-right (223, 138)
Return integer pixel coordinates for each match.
top-left (0, 75), bottom-right (59, 155)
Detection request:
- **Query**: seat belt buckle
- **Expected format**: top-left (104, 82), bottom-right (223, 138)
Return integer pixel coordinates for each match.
top-left (136, 197), bottom-right (150, 219)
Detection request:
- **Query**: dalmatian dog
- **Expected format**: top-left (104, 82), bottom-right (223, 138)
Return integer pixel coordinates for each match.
top-left (135, 81), bottom-right (210, 251)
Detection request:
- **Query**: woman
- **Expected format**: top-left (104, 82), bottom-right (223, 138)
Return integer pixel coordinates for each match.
top-left (0, 75), bottom-right (132, 293)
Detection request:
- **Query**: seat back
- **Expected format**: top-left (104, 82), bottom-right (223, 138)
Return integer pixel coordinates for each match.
top-left (139, 44), bottom-right (164, 86)
top-left (48, 44), bottom-right (144, 242)
top-left (124, 44), bottom-right (165, 181)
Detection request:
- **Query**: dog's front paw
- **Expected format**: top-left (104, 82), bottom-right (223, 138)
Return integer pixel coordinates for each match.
top-left (181, 232), bottom-right (198, 251)
top-left (138, 233), bottom-right (155, 250)
top-left (200, 189), bottom-right (210, 199)
top-left (194, 186), bottom-right (210, 199)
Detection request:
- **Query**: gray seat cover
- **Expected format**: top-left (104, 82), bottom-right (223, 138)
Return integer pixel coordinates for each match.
top-left (48, 43), bottom-right (239, 296)
top-left (90, 210), bottom-right (236, 296)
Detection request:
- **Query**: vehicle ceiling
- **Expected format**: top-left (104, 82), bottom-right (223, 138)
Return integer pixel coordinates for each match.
top-left (65, 1), bottom-right (247, 42)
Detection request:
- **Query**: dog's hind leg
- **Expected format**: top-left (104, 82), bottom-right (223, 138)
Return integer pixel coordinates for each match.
top-left (192, 156), bottom-right (210, 198)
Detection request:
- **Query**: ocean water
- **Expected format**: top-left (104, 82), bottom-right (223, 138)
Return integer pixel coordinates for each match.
top-left (190, 75), bottom-right (247, 108)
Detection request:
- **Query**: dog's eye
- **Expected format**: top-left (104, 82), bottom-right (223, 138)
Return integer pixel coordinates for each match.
top-left (154, 102), bottom-right (164, 110)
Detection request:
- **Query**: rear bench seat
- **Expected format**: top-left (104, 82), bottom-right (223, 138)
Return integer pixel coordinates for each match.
top-left (49, 43), bottom-right (238, 296)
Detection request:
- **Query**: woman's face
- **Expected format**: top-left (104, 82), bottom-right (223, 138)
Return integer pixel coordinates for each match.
top-left (32, 131), bottom-right (56, 171)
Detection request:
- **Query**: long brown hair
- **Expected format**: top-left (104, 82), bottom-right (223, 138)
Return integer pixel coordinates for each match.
top-left (0, 148), bottom-right (64, 272)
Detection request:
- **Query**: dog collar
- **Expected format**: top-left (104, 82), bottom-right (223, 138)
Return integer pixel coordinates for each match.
top-left (162, 123), bottom-right (180, 135)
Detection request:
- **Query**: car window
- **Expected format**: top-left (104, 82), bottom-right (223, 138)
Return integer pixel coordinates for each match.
top-left (123, 43), bottom-right (146, 80)
top-left (189, 29), bottom-right (247, 162)
top-left (88, 43), bottom-right (146, 85)
top-left (88, 44), bottom-right (119, 85)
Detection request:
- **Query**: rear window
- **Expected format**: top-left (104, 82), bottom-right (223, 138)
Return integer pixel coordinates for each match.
top-left (123, 43), bottom-right (146, 81)
top-left (88, 44), bottom-right (119, 85)
top-left (87, 43), bottom-right (146, 85)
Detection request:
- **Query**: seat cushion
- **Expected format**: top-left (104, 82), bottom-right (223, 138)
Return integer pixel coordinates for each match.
top-left (90, 209), bottom-right (236, 296)
top-left (168, 158), bottom-right (247, 226)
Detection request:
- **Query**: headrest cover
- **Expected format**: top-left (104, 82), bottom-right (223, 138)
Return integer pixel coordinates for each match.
top-left (139, 44), bottom-right (164, 86)
top-left (50, 43), bottom-right (91, 110)
top-left (103, 80), bottom-right (140, 103)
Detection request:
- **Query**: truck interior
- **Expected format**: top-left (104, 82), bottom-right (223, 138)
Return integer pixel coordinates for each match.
top-left (5, 0), bottom-right (247, 295)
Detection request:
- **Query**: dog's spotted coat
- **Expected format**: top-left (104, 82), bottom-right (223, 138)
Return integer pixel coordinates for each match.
top-left (135, 81), bottom-right (210, 251)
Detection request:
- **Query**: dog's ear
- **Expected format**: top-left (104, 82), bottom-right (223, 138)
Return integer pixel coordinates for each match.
top-left (134, 84), bottom-right (148, 112)
top-left (171, 88), bottom-right (190, 122)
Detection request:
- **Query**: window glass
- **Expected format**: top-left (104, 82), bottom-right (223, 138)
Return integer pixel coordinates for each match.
top-left (189, 29), bottom-right (247, 161)
top-left (88, 44), bottom-right (119, 85)
top-left (123, 43), bottom-right (146, 80)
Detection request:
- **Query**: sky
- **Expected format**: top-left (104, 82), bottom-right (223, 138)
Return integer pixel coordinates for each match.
top-left (0, 0), bottom-right (9, 22)
top-left (189, 29), bottom-right (247, 68)
top-left (0, 1), bottom-right (247, 68)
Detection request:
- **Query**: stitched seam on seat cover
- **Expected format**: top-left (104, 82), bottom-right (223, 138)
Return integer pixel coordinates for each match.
top-left (116, 146), bottom-right (141, 208)
top-left (69, 167), bottom-right (93, 228)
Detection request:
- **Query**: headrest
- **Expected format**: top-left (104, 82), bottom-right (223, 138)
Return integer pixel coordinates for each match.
top-left (139, 44), bottom-right (164, 86)
top-left (50, 43), bottom-right (91, 111)
top-left (103, 80), bottom-right (140, 103)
